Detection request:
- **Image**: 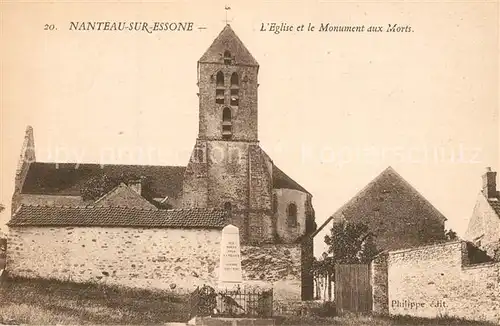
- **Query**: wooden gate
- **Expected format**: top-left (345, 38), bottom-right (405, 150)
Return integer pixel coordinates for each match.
top-left (334, 264), bottom-right (372, 314)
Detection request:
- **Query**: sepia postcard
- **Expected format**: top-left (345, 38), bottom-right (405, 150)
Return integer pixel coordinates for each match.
top-left (0, 1), bottom-right (499, 325)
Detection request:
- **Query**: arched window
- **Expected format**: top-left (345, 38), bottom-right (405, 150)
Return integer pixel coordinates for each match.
top-left (216, 71), bottom-right (224, 86)
top-left (224, 50), bottom-right (232, 65)
top-left (222, 107), bottom-right (232, 140)
top-left (272, 194), bottom-right (278, 214)
top-left (231, 72), bottom-right (239, 86)
top-left (287, 203), bottom-right (297, 227)
top-left (215, 71), bottom-right (225, 104)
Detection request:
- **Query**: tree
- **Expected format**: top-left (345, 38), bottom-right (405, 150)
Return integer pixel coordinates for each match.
top-left (357, 233), bottom-right (378, 263)
top-left (324, 220), bottom-right (378, 264)
top-left (0, 204), bottom-right (4, 213)
top-left (445, 229), bottom-right (458, 241)
top-left (312, 220), bottom-right (379, 301)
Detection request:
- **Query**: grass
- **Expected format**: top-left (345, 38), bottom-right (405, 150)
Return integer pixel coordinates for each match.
top-left (275, 314), bottom-right (497, 326)
top-left (0, 276), bottom-right (190, 324)
top-left (0, 277), bottom-right (496, 325)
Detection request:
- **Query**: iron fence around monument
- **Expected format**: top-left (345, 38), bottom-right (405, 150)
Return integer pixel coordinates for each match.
top-left (189, 285), bottom-right (273, 318)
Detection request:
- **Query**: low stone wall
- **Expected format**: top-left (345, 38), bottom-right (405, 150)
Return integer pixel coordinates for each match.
top-left (7, 226), bottom-right (303, 304)
top-left (371, 240), bottom-right (500, 324)
top-left (7, 226), bottom-right (222, 293)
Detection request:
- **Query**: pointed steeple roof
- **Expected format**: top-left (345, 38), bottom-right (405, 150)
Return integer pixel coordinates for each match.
top-left (199, 24), bottom-right (258, 67)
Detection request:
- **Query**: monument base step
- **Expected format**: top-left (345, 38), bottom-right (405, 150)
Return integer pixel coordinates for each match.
top-left (188, 317), bottom-right (275, 326)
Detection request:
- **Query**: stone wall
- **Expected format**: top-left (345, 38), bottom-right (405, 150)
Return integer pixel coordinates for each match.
top-left (7, 227), bottom-right (303, 302)
top-left (197, 63), bottom-right (258, 142)
top-left (300, 237), bottom-right (314, 300)
top-left (182, 140), bottom-right (276, 245)
top-left (247, 145), bottom-right (274, 244)
top-left (7, 226), bottom-right (221, 293)
top-left (94, 184), bottom-right (156, 209)
top-left (464, 192), bottom-right (500, 259)
top-left (241, 244), bottom-right (302, 303)
top-left (334, 169), bottom-right (446, 252)
top-left (374, 241), bottom-right (500, 324)
top-left (371, 252), bottom-right (389, 314)
top-left (274, 189), bottom-right (308, 243)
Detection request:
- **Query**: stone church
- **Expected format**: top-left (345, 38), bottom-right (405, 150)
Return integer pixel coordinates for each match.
top-left (7, 25), bottom-right (317, 302)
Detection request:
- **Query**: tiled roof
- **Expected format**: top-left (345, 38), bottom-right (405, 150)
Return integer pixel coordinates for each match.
top-left (21, 163), bottom-right (185, 198)
top-left (8, 205), bottom-right (228, 229)
top-left (272, 165), bottom-right (309, 194)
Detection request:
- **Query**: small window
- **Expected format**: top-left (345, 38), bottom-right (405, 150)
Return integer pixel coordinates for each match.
top-left (287, 203), bottom-right (297, 227)
top-left (224, 50), bottom-right (232, 65)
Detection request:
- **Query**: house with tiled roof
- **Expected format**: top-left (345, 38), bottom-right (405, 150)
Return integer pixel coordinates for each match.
top-left (7, 24), bottom-right (316, 301)
top-left (313, 166), bottom-right (447, 252)
top-left (464, 167), bottom-right (500, 260)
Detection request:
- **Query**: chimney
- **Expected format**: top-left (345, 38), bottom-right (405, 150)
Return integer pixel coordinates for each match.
top-left (482, 167), bottom-right (498, 199)
top-left (128, 178), bottom-right (143, 196)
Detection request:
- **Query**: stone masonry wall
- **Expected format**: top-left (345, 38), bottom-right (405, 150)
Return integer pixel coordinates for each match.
top-left (7, 227), bottom-right (221, 293)
top-left (340, 170), bottom-right (446, 252)
top-left (7, 227), bottom-right (303, 302)
top-left (198, 63), bottom-right (258, 142)
top-left (274, 189), bottom-right (308, 243)
top-left (241, 244), bottom-right (302, 304)
top-left (384, 241), bottom-right (500, 324)
top-left (94, 184), bottom-right (156, 209)
top-left (207, 140), bottom-right (251, 241)
top-left (371, 252), bottom-right (389, 315)
top-left (182, 140), bottom-right (278, 245)
top-left (182, 140), bottom-right (210, 209)
top-left (247, 145), bottom-right (273, 244)
top-left (464, 192), bottom-right (500, 259)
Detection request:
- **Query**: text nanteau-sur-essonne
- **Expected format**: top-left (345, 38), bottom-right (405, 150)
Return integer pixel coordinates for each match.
top-left (69, 21), bottom-right (195, 33)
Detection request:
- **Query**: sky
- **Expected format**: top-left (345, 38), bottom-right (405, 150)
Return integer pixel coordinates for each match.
top-left (1, 0), bottom-right (499, 255)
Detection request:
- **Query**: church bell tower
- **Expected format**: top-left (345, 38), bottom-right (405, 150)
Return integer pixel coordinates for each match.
top-left (197, 24), bottom-right (259, 141)
top-left (182, 25), bottom-right (274, 244)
